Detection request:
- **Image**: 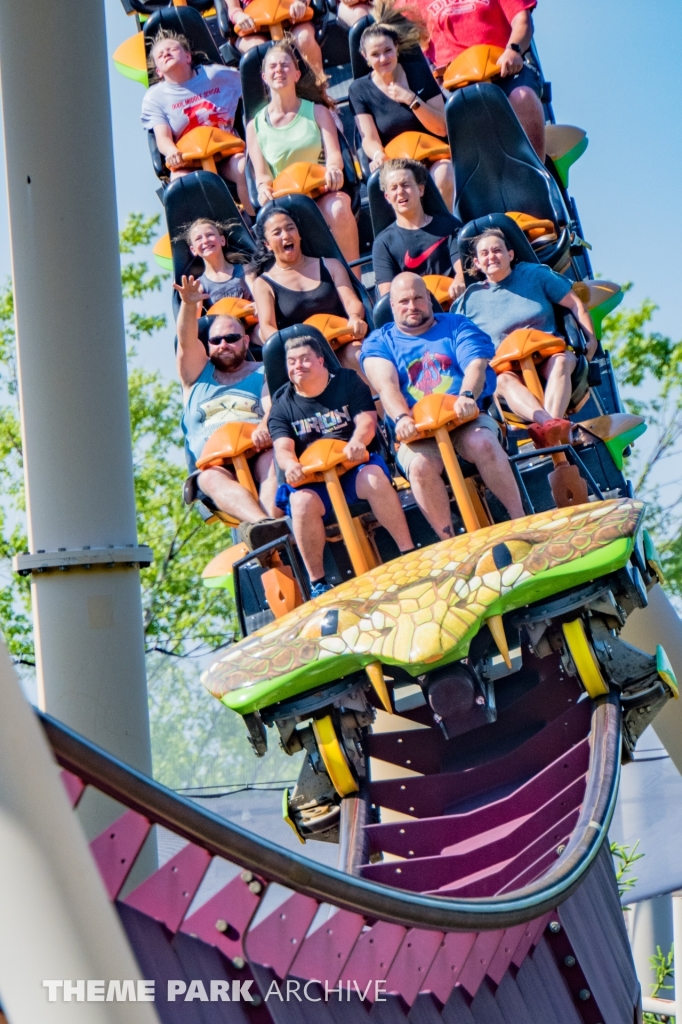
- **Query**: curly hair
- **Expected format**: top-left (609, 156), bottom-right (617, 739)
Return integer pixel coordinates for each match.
top-left (262, 40), bottom-right (335, 109)
top-left (359, 0), bottom-right (429, 57)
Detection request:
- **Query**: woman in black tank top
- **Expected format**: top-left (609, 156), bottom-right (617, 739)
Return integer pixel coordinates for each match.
top-left (252, 208), bottom-right (369, 374)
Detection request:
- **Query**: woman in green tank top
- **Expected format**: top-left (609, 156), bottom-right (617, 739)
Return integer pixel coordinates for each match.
top-left (246, 42), bottom-right (360, 265)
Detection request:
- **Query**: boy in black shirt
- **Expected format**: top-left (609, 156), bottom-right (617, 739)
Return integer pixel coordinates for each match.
top-left (373, 159), bottom-right (466, 300)
top-left (269, 335), bottom-right (413, 596)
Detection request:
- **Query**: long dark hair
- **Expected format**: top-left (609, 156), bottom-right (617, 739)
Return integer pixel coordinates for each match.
top-left (248, 205), bottom-right (301, 277)
top-left (359, 0), bottom-right (429, 57)
top-left (262, 40), bottom-right (335, 109)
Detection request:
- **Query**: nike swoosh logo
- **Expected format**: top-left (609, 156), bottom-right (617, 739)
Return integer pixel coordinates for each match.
top-left (404, 237), bottom-right (447, 269)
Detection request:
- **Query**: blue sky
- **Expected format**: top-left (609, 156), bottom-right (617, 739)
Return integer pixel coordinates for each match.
top-left (0, 0), bottom-right (679, 378)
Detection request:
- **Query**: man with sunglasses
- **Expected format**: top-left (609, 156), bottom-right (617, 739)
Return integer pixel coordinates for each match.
top-left (176, 275), bottom-right (289, 550)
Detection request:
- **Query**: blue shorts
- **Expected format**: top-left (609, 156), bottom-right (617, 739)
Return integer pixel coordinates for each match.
top-left (495, 61), bottom-right (542, 99)
top-left (275, 453), bottom-right (392, 521)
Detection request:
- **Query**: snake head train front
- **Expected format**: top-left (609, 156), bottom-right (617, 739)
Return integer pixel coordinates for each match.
top-left (203, 498), bottom-right (676, 847)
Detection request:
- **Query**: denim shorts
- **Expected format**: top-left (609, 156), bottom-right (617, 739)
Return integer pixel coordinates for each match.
top-left (275, 452), bottom-right (392, 521)
top-left (495, 61), bottom-right (542, 99)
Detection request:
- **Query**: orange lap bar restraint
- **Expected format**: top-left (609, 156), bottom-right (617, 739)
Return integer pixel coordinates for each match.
top-left (233, 0), bottom-right (313, 36)
top-left (384, 132), bottom-right (451, 164)
top-left (443, 44), bottom-right (505, 91)
top-left (196, 421), bottom-right (269, 501)
top-left (272, 162), bottom-right (330, 199)
top-left (491, 328), bottom-right (566, 403)
top-left (303, 314), bottom-right (357, 347)
top-left (207, 296), bottom-right (258, 326)
top-left (172, 126), bottom-right (245, 175)
top-left (505, 211), bottom-right (558, 244)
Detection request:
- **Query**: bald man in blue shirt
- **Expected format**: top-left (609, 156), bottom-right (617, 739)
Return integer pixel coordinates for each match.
top-left (361, 273), bottom-right (524, 539)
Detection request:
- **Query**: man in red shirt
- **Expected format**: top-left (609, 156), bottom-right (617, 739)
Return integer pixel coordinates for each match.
top-left (425, 0), bottom-right (545, 160)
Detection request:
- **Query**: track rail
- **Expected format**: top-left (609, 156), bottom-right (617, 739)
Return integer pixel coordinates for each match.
top-left (39, 691), bottom-right (621, 932)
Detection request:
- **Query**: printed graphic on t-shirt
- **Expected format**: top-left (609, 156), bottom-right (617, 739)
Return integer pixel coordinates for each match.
top-left (199, 393), bottom-right (261, 439)
top-left (179, 97), bottom-right (233, 135)
top-left (407, 352), bottom-right (454, 400)
top-left (292, 406), bottom-right (352, 439)
top-left (427, 0), bottom-right (489, 15)
top-left (404, 237), bottom-right (447, 270)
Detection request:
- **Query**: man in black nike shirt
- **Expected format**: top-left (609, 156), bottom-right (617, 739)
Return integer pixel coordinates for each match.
top-left (372, 159), bottom-right (466, 300)
top-left (269, 335), bottom-right (413, 597)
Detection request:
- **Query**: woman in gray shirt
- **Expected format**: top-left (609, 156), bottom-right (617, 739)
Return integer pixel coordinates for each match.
top-left (457, 228), bottom-right (596, 448)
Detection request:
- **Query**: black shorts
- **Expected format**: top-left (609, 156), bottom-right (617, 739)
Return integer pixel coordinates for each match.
top-left (495, 61), bottom-right (542, 100)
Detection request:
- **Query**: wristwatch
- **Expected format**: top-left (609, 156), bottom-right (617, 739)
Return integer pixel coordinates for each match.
top-left (507, 42), bottom-right (522, 53)
top-left (459, 390), bottom-right (475, 400)
top-left (409, 94), bottom-right (421, 110)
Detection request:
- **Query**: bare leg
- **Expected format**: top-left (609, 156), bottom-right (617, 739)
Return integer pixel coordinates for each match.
top-left (430, 158), bottom-right (455, 212)
top-left (355, 465), bottom-right (413, 551)
top-left (289, 488), bottom-right (327, 580)
top-left (404, 453), bottom-right (454, 539)
top-left (456, 424), bottom-right (524, 519)
top-left (221, 153), bottom-right (256, 217)
top-left (236, 34), bottom-right (269, 53)
top-left (317, 191), bottom-right (360, 267)
top-left (540, 351), bottom-right (577, 419)
top-left (496, 371), bottom-right (552, 424)
top-left (336, 1), bottom-right (371, 26)
top-left (508, 85), bottom-right (546, 162)
top-left (253, 451), bottom-right (283, 519)
top-left (290, 22), bottom-right (324, 77)
top-left (198, 465), bottom-right (268, 521)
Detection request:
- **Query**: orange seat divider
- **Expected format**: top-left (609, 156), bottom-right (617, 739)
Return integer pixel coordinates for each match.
top-left (422, 274), bottom-right (455, 311)
top-left (202, 542), bottom-right (250, 580)
top-left (304, 314), bottom-right (356, 346)
top-left (207, 296), bottom-right (258, 325)
top-left (234, 0), bottom-right (313, 33)
top-left (442, 44), bottom-right (505, 91)
top-left (262, 566), bottom-right (303, 618)
top-left (196, 421), bottom-right (265, 470)
top-left (272, 162), bottom-right (329, 200)
top-left (384, 132), bottom-right (451, 164)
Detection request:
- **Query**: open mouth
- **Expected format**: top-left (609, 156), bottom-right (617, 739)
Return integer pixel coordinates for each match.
top-left (282, 240), bottom-right (296, 253)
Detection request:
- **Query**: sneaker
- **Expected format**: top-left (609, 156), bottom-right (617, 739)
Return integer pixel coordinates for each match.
top-left (527, 418), bottom-right (573, 450)
top-left (238, 518), bottom-right (290, 552)
top-left (310, 580), bottom-right (333, 599)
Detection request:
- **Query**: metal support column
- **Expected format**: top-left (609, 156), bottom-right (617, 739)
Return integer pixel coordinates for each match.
top-left (0, 0), bottom-right (152, 778)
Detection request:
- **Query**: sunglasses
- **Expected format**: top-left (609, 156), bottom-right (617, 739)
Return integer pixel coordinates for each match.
top-left (208, 333), bottom-right (245, 346)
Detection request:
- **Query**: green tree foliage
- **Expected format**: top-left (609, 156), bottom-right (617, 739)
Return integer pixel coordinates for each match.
top-left (0, 213), bottom-right (237, 664)
top-left (602, 295), bottom-right (682, 598)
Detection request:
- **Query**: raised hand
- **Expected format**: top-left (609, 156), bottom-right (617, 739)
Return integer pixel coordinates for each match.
top-left (173, 275), bottom-right (207, 306)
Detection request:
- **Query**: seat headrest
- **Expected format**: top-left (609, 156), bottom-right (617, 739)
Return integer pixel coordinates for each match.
top-left (164, 171), bottom-right (255, 284)
top-left (144, 7), bottom-right (223, 80)
top-left (263, 325), bottom-right (342, 395)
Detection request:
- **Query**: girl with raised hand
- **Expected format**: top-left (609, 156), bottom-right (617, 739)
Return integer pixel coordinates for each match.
top-left (184, 218), bottom-right (255, 306)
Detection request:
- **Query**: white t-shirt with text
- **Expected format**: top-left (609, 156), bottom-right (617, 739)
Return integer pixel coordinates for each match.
top-left (140, 64), bottom-right (242, 140)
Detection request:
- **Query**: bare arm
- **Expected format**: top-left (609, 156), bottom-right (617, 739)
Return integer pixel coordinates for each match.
top-left (173, 276), bottom-right (209, 390)
top-left (355, 113), bottom-right (387, 170)
top-left (325, 259), bottom-right (367, 339)
top-left (456, 358), bottom-right (488, 418)
top-left (362, 356), bottom-right (416, 438)
top-left (314, 105), bottom-right (344, 192)
top-left (274, 436), bottom-right (304, 484)
top-left (559, 290), bottom-right (598, 359)
top-left (410, 91), bottom-right (447, 137)
top-left (152, 123), bottom-right (184, 170)
top-left (227, 0), bottom-right (256, 31)
top-left (251, 383), bottom-right (272, 449)
top-left (497, 10), bottom-right (533, 76)
top-left (344, 410), bottom-right (378, 461)
top-left (252, 276), bottom-right (279, 341)
top-left (246, 119), bottom-right (274, 205)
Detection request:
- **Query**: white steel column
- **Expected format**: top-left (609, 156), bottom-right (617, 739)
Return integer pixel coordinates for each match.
top-left (0, 0), bottom-right (152, 775)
